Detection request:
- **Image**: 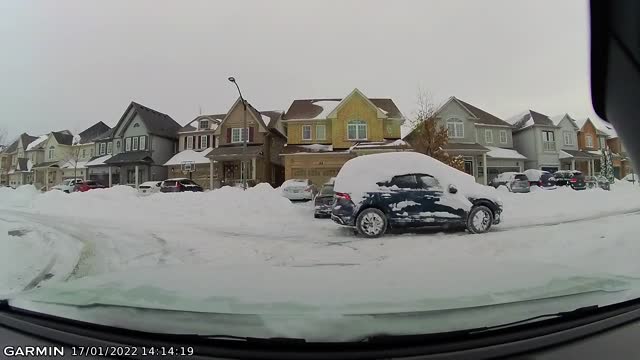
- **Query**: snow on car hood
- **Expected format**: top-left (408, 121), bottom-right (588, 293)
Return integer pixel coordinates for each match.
top-left (334, 152), bottom-right (501, 207)
top-left (9, 259), bottom-right (639, 341)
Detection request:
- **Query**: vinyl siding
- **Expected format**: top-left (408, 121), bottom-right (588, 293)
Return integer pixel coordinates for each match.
top-left (332, 94), bottom-right (384, 149)
top-left (435, 100), bottom-right (477, 143)
top-left (217, 104), bottom-right (266, 146)
top-left (557, 118), bottom-right (579, 151)
top-left (286, 121), bottom-right (332, 144)
top-left (476, 125), bottom-right (513, 148)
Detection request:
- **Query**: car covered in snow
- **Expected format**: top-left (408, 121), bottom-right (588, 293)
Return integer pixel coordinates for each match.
top-left (51, 178), bottom-right (83, 193)
top-left (523, 169), bottom-right (557, 190)
top-left (281, 179), bottom-right (317, 201)
top-left (491, 172), bottom-right (530, 193)
top-left (313, 177), bottom-right (336, 218)
top-left (138, 181), bottom-right (162, 194)
top-left (553, 170), bottom-right (586, 190)
top-left (160, 178), bottom-right (203, 193)
top-left (331, 152), bottom-right (503, 237)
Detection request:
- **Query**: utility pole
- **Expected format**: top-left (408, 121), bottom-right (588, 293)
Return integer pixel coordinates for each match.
top-left (228, 77), bottom-right (248, 190)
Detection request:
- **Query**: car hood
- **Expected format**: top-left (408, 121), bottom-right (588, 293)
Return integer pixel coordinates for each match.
top-left (8, 259), bottom-right (640, 341)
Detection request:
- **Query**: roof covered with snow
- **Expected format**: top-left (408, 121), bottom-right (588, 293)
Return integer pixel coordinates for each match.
top-left (179, 114), bottom-right (225, 132)
top-left (163, 148), bottom-right (214, 166)
top-left (575, 117), bottom-right (618, 138)
top-left (507, 110), bottom-right (556, 131)
top-left (25, 135), bottom-right (49, 151)
top-left (485, 146), bottom-right (526, 159)
top-left (85, 154), bottom-right (112, 167)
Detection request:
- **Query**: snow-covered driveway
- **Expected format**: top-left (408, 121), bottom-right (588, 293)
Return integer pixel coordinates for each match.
top-left (2, 183), bottom-right (640, 298)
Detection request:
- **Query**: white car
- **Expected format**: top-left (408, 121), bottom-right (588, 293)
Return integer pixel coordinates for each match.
top-left (51, 178), bottom-right (83, 193)
top-left (281, 179), bottom-right (317, 201)
top-left (138, 181), bottom-right (162, 195)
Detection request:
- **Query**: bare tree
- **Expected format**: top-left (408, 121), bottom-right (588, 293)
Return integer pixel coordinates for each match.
top-left (406, 91), bottom-right (465, 171)
top-left (62, 146), bottom-right (83, 189)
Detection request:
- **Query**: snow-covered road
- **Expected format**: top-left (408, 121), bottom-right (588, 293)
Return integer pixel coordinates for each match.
top-left (3, 182), bottom-right (640, 299)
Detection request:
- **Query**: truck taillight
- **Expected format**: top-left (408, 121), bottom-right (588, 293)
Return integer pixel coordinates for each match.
top-left (570, 178), bottom-right (577, 183)
top-left (335, 192), bottom-right (351, 201)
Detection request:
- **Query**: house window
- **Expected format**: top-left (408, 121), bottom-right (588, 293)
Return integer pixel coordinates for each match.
top-left (125, 137), bottom-right (131, 151)
top-left (99, 143), bottom-right (106, 155)
top-left (91, 148), bottom-right (94, 157)
top-left (599, 136), bottom-right (606, 149)
top-left (542, 130), bottom-right (555, 151)
top-left (231, 128), bottom-right (248, 143)
top-left (139, 136), bottom-right (146, 150)
top-left (499, 130), bottom-right (507, 144)
top-left (347, 120), bottom-right (367, 140)
top-left (132, 137), bottom-right (139, 151)
top-left (200, 135), bottom-right (208, 149)
top-left (107, 142), bottom-right (113, 154)
top-left (446, 118), bottom-right (464, 138)
top-left (82, 149), bottom-right (86, 158)
top-left (116, 140), bottom-right (121, 150)
top-left (563, 131), bottom-right (574, 146)
top-left (200, 120), bottom-right (209, 129)
top-left (485, 129), bottom-right (493, 143)
top-left (186, 136), bottom-right (194, 149)
top-left (316, 124), bottom-right (326, 140)
top-left (586, 134), bottom-right (593, 148)
top-left (48, 146), bottom-right (55, 159)
top-left (302, 125), bottom-right (312, 140)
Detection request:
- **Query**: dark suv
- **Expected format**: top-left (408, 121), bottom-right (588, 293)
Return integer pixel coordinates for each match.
top-left (553, 170), bottom-right (586, 190)
top-left (160, 178), bottom-right (203, 193)
top-left (331, 173), bottom-right (502, 238)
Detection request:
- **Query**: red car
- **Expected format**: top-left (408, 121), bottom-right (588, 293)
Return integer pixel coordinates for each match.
top-left (74, 180), bottom-right (106, 192)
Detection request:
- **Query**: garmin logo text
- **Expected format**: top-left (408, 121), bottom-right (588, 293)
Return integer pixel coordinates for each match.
top-left (3, 346), bottom-right (65, 357)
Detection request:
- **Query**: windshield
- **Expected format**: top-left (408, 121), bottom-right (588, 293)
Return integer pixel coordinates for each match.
top-left (3, 0), bottom-right (640, 345)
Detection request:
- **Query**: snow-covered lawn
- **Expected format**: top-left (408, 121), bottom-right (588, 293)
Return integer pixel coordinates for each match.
top-left (2, 182), bottom-right (640, 339)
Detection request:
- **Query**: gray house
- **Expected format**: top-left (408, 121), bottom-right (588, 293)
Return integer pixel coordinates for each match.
top-left (406, 96), bottom-right (526, 185)
top-left (88, 102), bottom-right (181, 187)
top-left (507, 110), bottom-right (561, 173)
top-left (550, 113), bottom-right (597, 172)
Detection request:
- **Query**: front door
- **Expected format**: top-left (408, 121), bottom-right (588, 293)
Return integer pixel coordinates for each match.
top-left (464, 160), bottom-right (473, 176)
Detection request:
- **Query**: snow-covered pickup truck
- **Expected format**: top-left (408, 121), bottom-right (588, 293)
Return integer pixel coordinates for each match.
top-left (51, 178), bottom-right (83, 193)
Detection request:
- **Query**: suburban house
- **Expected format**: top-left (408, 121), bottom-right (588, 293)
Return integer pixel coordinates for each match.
top-left (575, 117), bottom-right (631, 178)
top-left (163, 114), bottom-right (223, 187)
top-left (60, 121), bottom-right (111, 182)
top-left (405, 97), bottom-right (525, 185)
top-left (280, 88), bottom-right (407, 186)
top-left (23, 134), bottom-right (49, 189)
top-left (507, 110), bottom-right (561, 173)
top-left (7, 133), bottom-right (38, 187)
top-left (550, 113), bottom-right (598, 174)
top-left (0, 142), bottom-right (13, 186)
top-left (91, 101), bottom-right (181, 187)
top-left (206, 98), bottom-right (286, 188)
top-left (32, 130), bottom-right (74, 190)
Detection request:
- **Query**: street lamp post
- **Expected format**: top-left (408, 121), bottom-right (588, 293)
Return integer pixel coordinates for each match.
top-left (228, 77), bottom-right (248, 190)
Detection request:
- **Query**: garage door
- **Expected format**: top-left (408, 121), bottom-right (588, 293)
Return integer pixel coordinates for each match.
top-left (291, 167), bottom-right (340, 186)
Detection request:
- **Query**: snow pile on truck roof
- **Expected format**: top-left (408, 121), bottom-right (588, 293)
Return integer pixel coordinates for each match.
top-left (334, 152), bottom-right (499, 204)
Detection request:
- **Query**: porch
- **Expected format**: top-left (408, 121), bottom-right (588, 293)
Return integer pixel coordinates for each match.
top-left (559, 150), bottom-right (599, 176)
top-left (207, 144), bottom-right (273, 188)
top-left (104, 151), bottom-right (165, 188)
top-left (32, 161), bottom-right (62, 191)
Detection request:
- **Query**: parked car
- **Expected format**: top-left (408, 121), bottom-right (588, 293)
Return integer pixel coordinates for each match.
top-left (314, 178), bottom-right (336, 218)
top-left (160, 178), bottom-right (203, 193)
top-left (51, 178), bottom-right (83, 193)
top-left (553, 170), bottom-right (587, 190)
top-left (331, 152), bottom-right (503, 238)
top-left (585, 175), bottom-right (611, 190)
top-left (523, 169), bottom-right (557, 190)
top-left (281, 179), bottom-right (317, 201)
top-left (491, 172), bottom-right (530, 193)
top-left (73, 180), bottom-right (106, 192)
top-left (138, 181), bottom-right (162, 195)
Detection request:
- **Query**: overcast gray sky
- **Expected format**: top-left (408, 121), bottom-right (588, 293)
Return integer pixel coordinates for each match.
top-left (0, 0), bottom-right (591, 141)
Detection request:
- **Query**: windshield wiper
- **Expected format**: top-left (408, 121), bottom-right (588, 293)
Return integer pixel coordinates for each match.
top-left (360, 305), bottom-right (600, 343)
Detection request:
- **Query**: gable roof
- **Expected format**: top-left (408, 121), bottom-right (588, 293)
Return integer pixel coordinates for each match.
top-left (450, 97), bottom-right (511, 127)
top-left (282, 91), bottom-right (404, 121)
top-left (111, 102), bottom-right (181, 139)
top-left (76, 121), bottom-right (111, 144)
top-left (506, 110), bottom-right (557, 131)
top-left (179, 114), bottom-right (226, 132)
top-left (4, 138), bottom-right (19, 153)
top-left (26, 134), bottom-right (49, 151)
top-left (51, 131), bottom-right (74, 145)
top-left (575, 117), bottom-right (617, 138)
top-left (550, 113), bottom-right (580, 129)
